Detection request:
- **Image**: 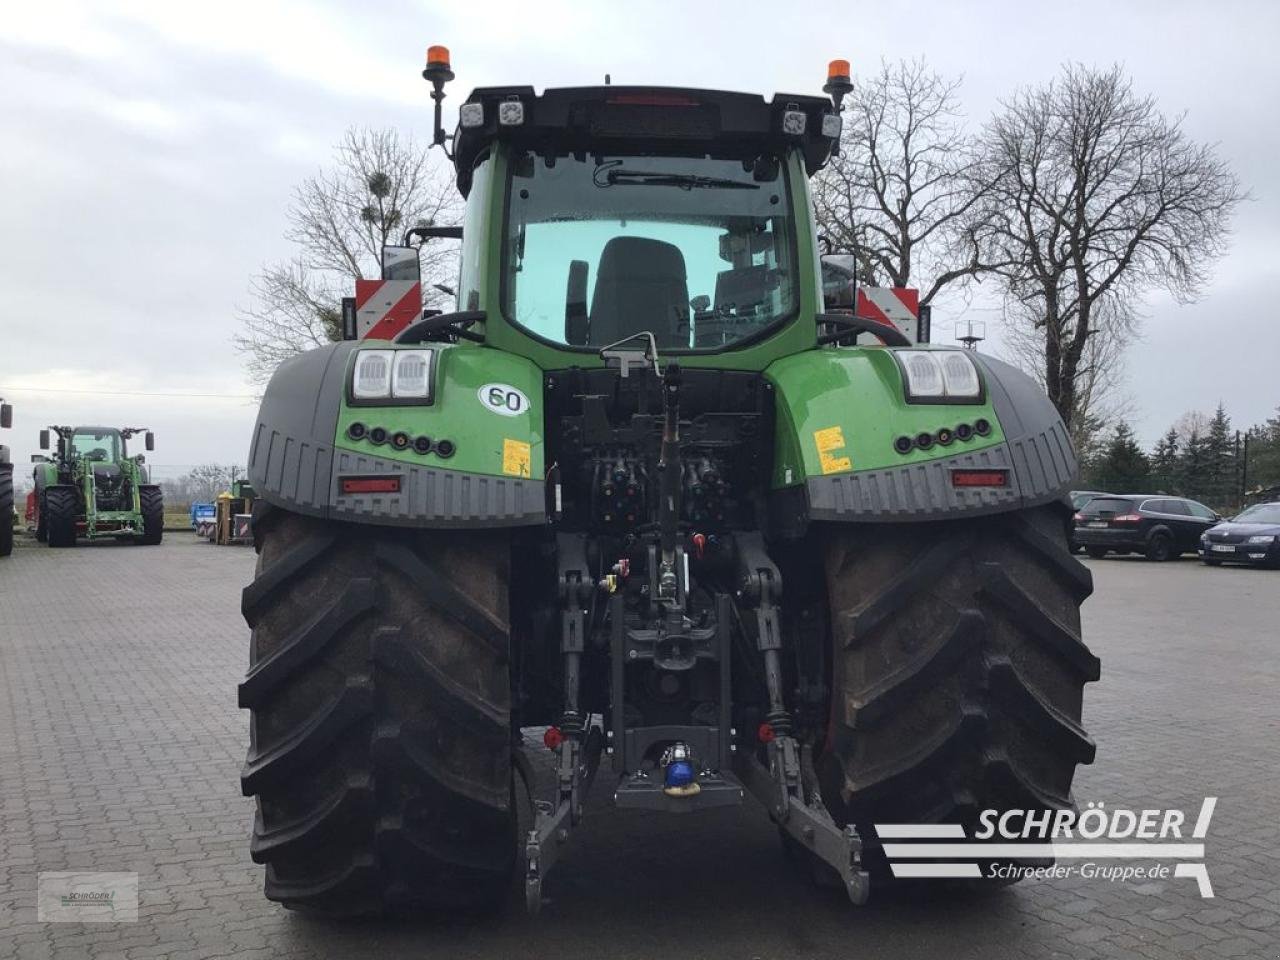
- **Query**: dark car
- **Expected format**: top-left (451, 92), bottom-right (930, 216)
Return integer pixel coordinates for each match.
top-left (1067, 491), bottom-right (1109, 553)
top-left (1198, 502), bottom-right (1280, 568)
top-left (1073, 494), bottom-right (1220, 561)
top-left (1071, 490), bottom-right (1108, 511)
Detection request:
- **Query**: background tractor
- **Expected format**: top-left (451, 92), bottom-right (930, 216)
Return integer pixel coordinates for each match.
top-left (238, 51), bottom-right (1098, 917)
top-left (32, 425), bottom-right (163, 547)
top-left (1, 398), bottom-right (12, 557)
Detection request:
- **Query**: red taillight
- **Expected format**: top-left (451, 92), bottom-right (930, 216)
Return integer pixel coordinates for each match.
top-left (951, 469), bottom-right (1009, 488)
top-left (1112, 513), bottom-right (1142, 524)
top-left (340, 476), bottom-right (401, 494)
top-left (1073, 512), bottom-right (1085, 522)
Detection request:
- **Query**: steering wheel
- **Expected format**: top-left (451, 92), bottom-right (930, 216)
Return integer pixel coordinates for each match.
top-left (394, 310), bottom-right (486, 344)
top-left (815, 312), bottom-right (912, 348)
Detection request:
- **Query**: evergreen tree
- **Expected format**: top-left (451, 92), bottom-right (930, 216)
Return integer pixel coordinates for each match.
top-left (1179, 428), bottom-right (1212, 501)
top-left (1245, 406), bottom-right (1280, 493)
top-left (1203, 403), bottom-right (1236, 508)
top-left (1094, 422), bottom-right (1150, 492)
top-left (1150, 427), bottom-right (1180, 493)
top-left (1072, 413), bottom-right (1109, 488)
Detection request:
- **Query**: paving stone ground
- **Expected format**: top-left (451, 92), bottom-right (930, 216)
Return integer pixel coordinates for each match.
top-left (1, 535), bottom-right (1277, 959)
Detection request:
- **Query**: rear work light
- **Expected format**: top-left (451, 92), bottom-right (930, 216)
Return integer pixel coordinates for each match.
top-left (340, 476), bottom-right (402, 495)
top-left (951, 469), bottom-right (1009, 488)
top-left (350, 348), bottom-right (435, 403)
top-left (895, 350), bottom-right (984, 403)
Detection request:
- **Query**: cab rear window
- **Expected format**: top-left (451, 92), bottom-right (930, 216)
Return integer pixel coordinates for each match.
top-left (1080, 497), bottom-right (1134, 515)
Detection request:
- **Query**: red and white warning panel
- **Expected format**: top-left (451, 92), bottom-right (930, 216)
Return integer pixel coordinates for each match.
top-left (354, 279), bottom-right (422, 340)
top-left (856, 287), bottom-right (921, 344)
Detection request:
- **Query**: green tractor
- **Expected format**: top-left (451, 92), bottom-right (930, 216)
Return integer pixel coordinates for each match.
top-left (33, 425), bottom-right (163, 547)
top-left (1, 398), bottom-right (13, 557)
top-left (239, 50), bottom-right (1098, 916)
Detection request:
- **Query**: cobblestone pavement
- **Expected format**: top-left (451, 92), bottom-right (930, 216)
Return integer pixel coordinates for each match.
top-left (1, 537), bottom-right (1277, 960)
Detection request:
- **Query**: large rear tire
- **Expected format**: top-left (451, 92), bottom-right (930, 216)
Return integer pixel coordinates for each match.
top-left (239, 504), bottom-right (516, 916)
top-left (0, 466), bottom-right (13, 557)
top-left (819, 503), bottom-right (1099, 879)
top-left (139, 485), bottom-right (164, 544)
top-left (45, 487), bottom-right (78, 548)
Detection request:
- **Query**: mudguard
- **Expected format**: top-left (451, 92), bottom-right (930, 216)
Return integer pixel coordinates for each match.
top-left (32, 460), bottom-right (58, 496)
top-left (767, 347), bottom-right (1076, 526)
top-left (247, 340), bottom-right (546, 528)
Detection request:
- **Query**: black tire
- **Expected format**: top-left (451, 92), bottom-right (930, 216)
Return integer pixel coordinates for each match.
top-left (819, 503), bottom-right (1099, 880)
top-left (1145, 531), bottom-right (1174, 562)
top-left (45, 486), bottom-right (78, 548)
top-left (36, 491), bottom-right (47, 542)
top-left (239, 504), bottom-right (516, 916)
top-left (0, 465), bottom-right (13, 558)
top-left (1085, 546), bottom-right (1108, 559)
top-left (139, 486), bottom-right (164, 545)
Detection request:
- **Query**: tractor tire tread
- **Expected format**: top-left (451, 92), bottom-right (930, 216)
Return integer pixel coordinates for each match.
top-left (0, 465), bottom-right (12, 557)
top-left (139, 485), bottom-right (164, 544)
top-left (45, 486), bottom-right (78, 548)
top-left (821, 502), bottom-right (1098, 874)
top-left (240, 509), bottom-right (514, 916)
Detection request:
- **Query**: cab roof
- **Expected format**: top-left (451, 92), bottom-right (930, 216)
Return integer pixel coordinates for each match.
top-left (451, 85), bottom-right (838, 195)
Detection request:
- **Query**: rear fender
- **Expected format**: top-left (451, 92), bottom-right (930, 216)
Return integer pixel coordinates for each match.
top-left (767, 347), bottom-right (1077, 529)
top-left (247, 341), bottom-right (546, 528)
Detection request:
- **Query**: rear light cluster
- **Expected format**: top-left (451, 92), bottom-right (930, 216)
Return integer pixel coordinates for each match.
top-left (951, 469), bottom-right (1009, 488)
top-left (346, 422), bottom-right (455, 459)
top-left (894, 418), bottom-right (991, 455)
top-left (340, 476), bottom-right (401, 495)
top-left (1112, 513), bottom-right (1142, 524)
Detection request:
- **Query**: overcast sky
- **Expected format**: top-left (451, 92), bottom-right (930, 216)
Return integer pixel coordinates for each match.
top-left (3, 0), bottom-right (1278, 480)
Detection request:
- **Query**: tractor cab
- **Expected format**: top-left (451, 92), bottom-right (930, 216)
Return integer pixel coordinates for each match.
top-left (415, 76), bottom-right (854, 367)
top-left (69, 427), bottom-right (123, 464)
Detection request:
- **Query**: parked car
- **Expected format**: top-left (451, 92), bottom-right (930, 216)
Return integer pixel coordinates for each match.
top-left (1067, 490), bottom-right (1110, 553)
top-left (1071, 490), bottom-right (1109, 511)
top-left (1073, 494), bottom-right (1220, 561)
top-left (1198, 502), bottom-right (1280, 568)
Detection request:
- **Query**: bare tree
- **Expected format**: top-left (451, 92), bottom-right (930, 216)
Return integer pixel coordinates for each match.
top-left (813, 58), bottom-right (993, 304)
top-left (236, 128), bottom-right (460, 385)
top-left (1001, 293), bottom-right (1134, 433)
top-left (976, 64), bottom-right (1243, 429)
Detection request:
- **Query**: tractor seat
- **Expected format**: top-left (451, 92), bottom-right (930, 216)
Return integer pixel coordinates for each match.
top-left (588, 237), bottom-right (690, 349)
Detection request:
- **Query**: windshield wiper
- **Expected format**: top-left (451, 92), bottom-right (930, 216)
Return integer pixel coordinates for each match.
top-left (594, 168), bottom-right (760, 191)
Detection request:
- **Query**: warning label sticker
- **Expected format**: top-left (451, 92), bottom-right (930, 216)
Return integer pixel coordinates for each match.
top-left (813, 426), bottom-right (852, 475)
top-left (502, 438), bottom-right (532, 478)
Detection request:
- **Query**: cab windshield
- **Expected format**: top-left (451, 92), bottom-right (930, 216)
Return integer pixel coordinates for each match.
top-left (71, 429), bottom-right (122, 462)
top-left (502, 152), bottom-right (798, 351)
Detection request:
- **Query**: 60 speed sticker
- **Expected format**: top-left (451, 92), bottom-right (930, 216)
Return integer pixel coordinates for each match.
top-left (477, 383), bottom-right (530, 417)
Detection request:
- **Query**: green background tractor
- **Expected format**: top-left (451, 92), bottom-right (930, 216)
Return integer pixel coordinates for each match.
top-left (33, 425), bottom-right (163, 547)
top-left (238, 51), bottom-right (1098, 916)
top-left (1, 398), bottom-right (12, 557)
